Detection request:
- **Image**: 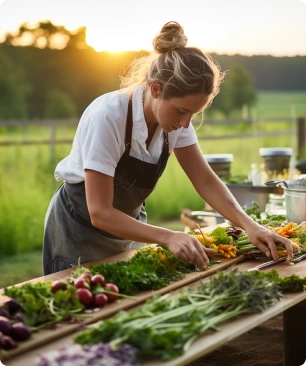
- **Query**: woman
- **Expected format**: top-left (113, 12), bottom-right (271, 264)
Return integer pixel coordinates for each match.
top-left (43, 21), bottom-right (292, 275)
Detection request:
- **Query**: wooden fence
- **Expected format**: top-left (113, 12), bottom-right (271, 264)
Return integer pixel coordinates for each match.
top-left (1, 117), bottom-right (306, 160)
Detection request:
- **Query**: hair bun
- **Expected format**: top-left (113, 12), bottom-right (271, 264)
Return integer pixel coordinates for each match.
top-left (152, 21), bottom-right (188, 54)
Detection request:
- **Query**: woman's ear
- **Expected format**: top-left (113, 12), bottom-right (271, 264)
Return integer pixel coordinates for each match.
top-left (150, 82), bottom-right (161, 99)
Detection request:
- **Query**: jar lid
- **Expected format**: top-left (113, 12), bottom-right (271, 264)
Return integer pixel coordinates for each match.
top-left (268, 193), bottom-right (285, 201)
top-left (259, 147), bottom-right (293, 157)
top-left (204, 154), bottom-right (234, 163)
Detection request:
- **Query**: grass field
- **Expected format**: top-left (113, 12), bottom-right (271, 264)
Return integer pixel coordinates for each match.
top-left (0, 91), bottom-right (305, 259)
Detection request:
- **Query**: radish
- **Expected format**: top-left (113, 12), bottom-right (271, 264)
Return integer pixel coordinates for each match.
top-left (0, 308), bottom-right (9, 318)
top-left (94, 294), bottom-right (108, 308)
top-left (4, 299), bottom-right (20, 313)
top-left (0, 332), bottom-right (4, 350)
top-left (104, 283), bottom-right (119, 303)
top-left (3, 335), bottom-right (17, 350)
top-left (0, 316), bottom-right (13, 335)
top-left (79, 273), bottom-right (92, 281)
top-left (11, 322), bottom-right (32, 341)
top-left (51, 280), bottom-right (67, 293)
top-left (75, 288), bottom-right (93, 307)
top-left (90, 274), bottom-right (105, 288)
top-left (74, 277), bottom-right (90, 289)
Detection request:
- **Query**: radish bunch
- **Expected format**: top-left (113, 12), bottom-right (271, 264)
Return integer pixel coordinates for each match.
top-left (51, 273), bottom-right (120, 309)
top-left (0, 300), bottom-right (32, 350)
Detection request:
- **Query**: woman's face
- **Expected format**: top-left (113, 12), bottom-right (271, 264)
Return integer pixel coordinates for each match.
top-left (150, 84), bottom-right (210, 133)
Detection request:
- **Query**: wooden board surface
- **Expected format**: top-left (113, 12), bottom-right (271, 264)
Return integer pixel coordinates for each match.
top-left (4, 258), bottom-right (306, 366)
top-left (0, 250), bottom-right (246, 361)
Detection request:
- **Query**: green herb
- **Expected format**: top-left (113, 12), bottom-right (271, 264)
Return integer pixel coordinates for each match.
top-left (88, 247), bottom-right (194, 296)
top-left (4, 282), bottom-right (84, 328)
top-left (297, 230), bottom-right (306, 245)
top-left (260, 214), bottom-right (287, 227)
top-left (210, 227), bottom-right (231, 245)
top-left (75, 268), bottom-right (305, 361)
top-left (242, 201), bottom-right (261, 221)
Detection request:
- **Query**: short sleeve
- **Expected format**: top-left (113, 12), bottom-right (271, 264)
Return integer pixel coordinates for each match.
top-left (174, 122), bottom-right (198, 148)
top-left (79, 110), bottom-right (125, 177)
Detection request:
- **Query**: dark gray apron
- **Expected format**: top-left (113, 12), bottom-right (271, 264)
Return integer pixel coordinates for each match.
top-left (43, 99), bottom-right (170, 275)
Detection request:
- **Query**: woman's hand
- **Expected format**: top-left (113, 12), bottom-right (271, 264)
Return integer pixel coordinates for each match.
top-left (244, 223), bottom-right (293, 261)
top-left (163, 231), bottom-right (215, 270)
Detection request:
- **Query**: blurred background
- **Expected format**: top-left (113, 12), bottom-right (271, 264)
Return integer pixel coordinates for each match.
top-left (1, 0), bottom-right (306, 286)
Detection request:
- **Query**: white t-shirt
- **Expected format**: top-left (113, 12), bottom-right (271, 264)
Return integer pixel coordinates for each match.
top-left (55, 85), bottom-right (198, 183)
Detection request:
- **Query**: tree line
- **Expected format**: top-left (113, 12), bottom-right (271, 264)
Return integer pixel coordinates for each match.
top-left (0, 21), bottom-right (305, 120)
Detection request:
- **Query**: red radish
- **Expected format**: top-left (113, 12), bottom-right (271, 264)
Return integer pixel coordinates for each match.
top-left (75, 288), bottom-right (93, 307)
top-left (74, 278), bottom-right (90, 289)
top-left (51, 280), bottom-right (67, 293)
top-left (94, 294), bottom-right (108, 308)
top-left (90, 275), bottom-right (105, 288)
top-left (104, 283), bottom-right (119, 302)
top-left (79, 273), bottom-right (92, 281)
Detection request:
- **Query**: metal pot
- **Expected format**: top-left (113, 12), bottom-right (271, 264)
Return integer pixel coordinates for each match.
top-left (265, 179), bottom-right (306, 223)
top-left (226, 183), bottom-right (283, 212)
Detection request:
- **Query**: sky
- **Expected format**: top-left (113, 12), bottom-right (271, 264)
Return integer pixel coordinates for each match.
top-left (0, 0), bottom-right (306, 56)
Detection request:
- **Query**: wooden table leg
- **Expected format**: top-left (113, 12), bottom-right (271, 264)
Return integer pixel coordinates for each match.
top-left (283, 299), bottom-right (306, 366)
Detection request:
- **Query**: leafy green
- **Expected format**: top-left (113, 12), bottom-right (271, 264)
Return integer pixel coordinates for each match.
top-left (210, 226), bottom-right (231, 244)
top-left (4, 282), bottom-right (84, 328)
top-left (297, 230), bottom-right (306, 245)
top-left (260, 214), bottom-right (287, 227)
top-left (242, 201), bottom-right (261, 221)
top-left (89, 247), bottom-right (195, 295)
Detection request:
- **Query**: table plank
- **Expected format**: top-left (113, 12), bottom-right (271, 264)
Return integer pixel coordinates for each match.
top-left (0, 249), bottom-right (245, 361)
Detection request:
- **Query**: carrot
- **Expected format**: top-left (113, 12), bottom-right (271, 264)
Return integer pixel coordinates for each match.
top-left (228, 251), bottom-right (236, 257)
top-left (219, 245), bottom-right (233, 251)
top-left (223, 253), bottom-right (231, 259)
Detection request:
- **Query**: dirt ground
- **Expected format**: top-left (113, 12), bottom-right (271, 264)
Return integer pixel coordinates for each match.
top-left (189, 315), bottom-right (283, 366)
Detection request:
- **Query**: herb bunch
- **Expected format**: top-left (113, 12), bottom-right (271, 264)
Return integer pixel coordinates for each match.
top-left (89, 246), bottom-right (195, 295)
top-left (74, 268), bottom-right (303, 361)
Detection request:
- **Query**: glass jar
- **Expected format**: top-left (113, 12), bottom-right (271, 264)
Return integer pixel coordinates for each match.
top-left (265, 194), bottom-right (286, 216)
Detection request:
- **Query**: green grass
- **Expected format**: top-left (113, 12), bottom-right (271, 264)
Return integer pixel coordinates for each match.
top-left (0, 250), bottom-right (43, 289)
top-left (256, 91), bottom-right (306, 118)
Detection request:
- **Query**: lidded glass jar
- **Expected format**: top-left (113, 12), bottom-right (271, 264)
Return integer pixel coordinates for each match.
top-left (265, 194), bottom-right (286, 216)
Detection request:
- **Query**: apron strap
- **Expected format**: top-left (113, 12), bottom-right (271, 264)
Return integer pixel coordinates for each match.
top-left (163, 131), bottom-right (169, 153)
top-left (124, 96), bottom-right (169, 154)
top-left (124, 98), bottom-right (133, 153)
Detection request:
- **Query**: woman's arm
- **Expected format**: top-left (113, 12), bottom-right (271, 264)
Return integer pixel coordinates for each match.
top-left (174, 144), bottom-right (293, 261)
top-left (85, 169), bottom-right (214, 269)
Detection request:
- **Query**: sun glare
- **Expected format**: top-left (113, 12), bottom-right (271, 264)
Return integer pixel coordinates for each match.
top-left (86, 27), bottom-right (151, 53)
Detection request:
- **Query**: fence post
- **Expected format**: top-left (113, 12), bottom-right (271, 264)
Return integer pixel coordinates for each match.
top-left (297, 117), bottom-right (306, 160)
top-left (50, 124), bottom-right (56, 163)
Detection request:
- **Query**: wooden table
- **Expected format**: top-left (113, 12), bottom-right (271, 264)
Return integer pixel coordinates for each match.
top-left (1, 249), bottom-right (306, 366)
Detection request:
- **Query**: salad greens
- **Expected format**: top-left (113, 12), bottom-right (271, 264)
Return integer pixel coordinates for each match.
top-left (242, 201), bottom-right (287, 227)
top-left (4, 282), bottom-right (84, 328)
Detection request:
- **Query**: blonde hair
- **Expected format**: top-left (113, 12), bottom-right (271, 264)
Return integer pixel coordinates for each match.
top-left (120, 21), bottom-right (225, 106)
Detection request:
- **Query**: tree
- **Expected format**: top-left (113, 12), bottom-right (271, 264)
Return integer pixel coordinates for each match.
top-left (44, 90), bottom-right (78, 118)
top-left (211, 65), bottom-right (257, 117)
top-left (4, 21), bottom-right (88, 50)
top-left (0, 50), bottom-right (31, 119)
